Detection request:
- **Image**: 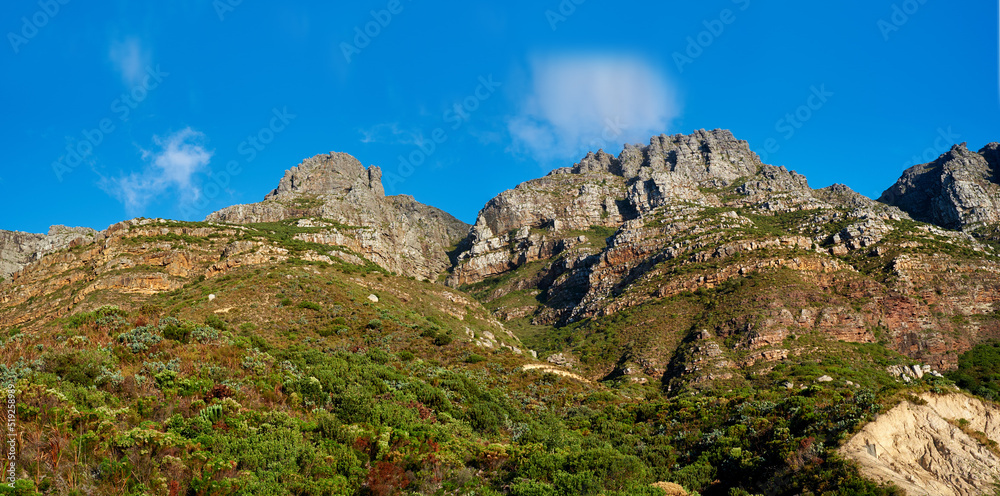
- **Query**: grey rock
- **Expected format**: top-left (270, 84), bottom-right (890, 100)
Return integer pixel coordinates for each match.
top-left (879, 143), bottom-right (1000, 230)
top-left (207, 152), bottom-right (469, 280)
top-left (446, 129), bottom-right (910, 325)
top-left (0, 225), bottom-right (97, 279)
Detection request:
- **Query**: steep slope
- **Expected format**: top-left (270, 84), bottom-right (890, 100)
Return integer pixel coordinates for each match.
top-left (8, 133), bottom-right (998, 496)
top-left (0, 227), bottom-right (917, 495)
top-left (0, 218), bottom-right (520, 353)
top-left (879, 142), bottom-right (1000, 230)
top-left (0, 225), bottom-right (96, 279)
top-left (842, 393), bottom-right (1000, 496)
top-left (207, 152), bottom-right (469, 280)
top-left (448, 130), bottom-right (1000, 388)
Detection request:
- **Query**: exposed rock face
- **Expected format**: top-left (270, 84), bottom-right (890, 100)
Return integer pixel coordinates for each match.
top-left (449, 130), bottom-right (906, 322)
top-left (842, 394), bottom-right (1000, 496)
top-left (446, 129), bottom-right (1000, 383)
top-left (450, 130), bottom-right (763, 286)
top-left (879, 143), bottom-right (1000, 230)
top-left (0, 225), bottom-right (97, 279)
top-left (207, 152), bottom-right (469, 280)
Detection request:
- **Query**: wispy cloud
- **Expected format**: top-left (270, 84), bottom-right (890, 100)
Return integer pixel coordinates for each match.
top-left (101, 128), bottom-right (213, 217)
top-left (109, 38), bottom-right (151, 87)
top-left (358, 123), bottom-right (422, 145)
top-left (508, 53), bottom-right (680, 162)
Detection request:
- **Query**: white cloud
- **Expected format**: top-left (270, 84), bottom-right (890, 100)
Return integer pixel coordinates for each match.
top-left (508, 54), bottom-right (680, 162)
top-left (109, 38), bottom-right (151, 87)
top-left (359, 123), bottom-right (422, 145)
top-left (102, 128), bottom-right (213, 217)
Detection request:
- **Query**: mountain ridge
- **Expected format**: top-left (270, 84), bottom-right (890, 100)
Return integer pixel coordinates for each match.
top-left (4, 129), bottom-right (1000, 496)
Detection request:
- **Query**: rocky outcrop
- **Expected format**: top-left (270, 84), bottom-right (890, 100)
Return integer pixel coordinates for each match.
top-left (879, 143), bottom-right (1000, 230)
top-left (448, 130), bottom-right (908, 324)
top-left (0, 225), bottom-right (97, 279)
top-left (207, 152), bottom-right (469, 280)
top-left (443, 129), bottom-right (1000, 383)
top-left (842, 394), bottom-right (1000, 496)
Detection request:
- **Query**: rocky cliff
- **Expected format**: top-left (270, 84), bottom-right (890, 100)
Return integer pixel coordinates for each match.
top-left (843, 393), bottom-right (1000, 496)
top-left (879, 142), bottom-right (1000, 230)
top-left (447, 130), bottom-right (1000, 388)
top-left (207, 152), bottom-right (469, 280)
top-left (0, 225), bottom-right (96, 279)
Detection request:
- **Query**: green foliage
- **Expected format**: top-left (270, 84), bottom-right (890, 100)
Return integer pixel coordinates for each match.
top-left (204, 314), bottom-right (229, 332)
top-left (117, 325), bottom-right (163, 353)
top-left (947, 340), bottom-right (1000, 401)
top-left (160, 316), bottom-right (190, 343)
top-left (297, 301), bottom-right (322, 311)
top-left (9, 256), bottom-right (917, 496)
top-left (66, 305), bottom-right (128, 329)
top-left (44, 350), bottom-right (109, 387)
top-left (191, 326), bottom-right (221, 343)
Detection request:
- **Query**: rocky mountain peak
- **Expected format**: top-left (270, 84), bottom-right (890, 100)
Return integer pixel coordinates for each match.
top-left (550, 129), bottom-right (762, 186)
top-left (207, 152), bottom-right (468, 280)
top-left (0, 225), bottom-right (97, 278)
top-left (629, 128), bottom-right (761, 183)
top-left (264, 152), bottom-right (385, 200)
top-left (879, 142), bottom-right (1000, 230)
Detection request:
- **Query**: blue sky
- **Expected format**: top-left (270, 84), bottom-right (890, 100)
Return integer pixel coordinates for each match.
top-left (1, 0), bottom-right (998, 233)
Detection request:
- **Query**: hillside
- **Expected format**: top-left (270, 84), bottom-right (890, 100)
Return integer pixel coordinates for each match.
top-left (2, 131), bottom-right (1000, 496)
top-left (448, 130), bottom-right (1000, 386)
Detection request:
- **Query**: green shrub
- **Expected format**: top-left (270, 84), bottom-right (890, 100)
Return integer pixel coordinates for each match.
top-left (317, 326), bottom-right (349, 337)
top-left (297, 301), bottom-right (322, 311)
top-left (45, 351), bottom-right (106, 387)
top-left (204, 315), bottom-right (229, 332)
top-left (160, 317), bottom-right (190, 343)
top-left (117, 325), bottom-right (163, 353)
top-left (200, 404), bottom-right (224, 423)
top-left (191, 326), bottom-right (220, 343)
top-left (511, 481), bottom-right (558, 496)
top-left (947, 340), bottom-right (1000, 400)
top-left (366, 319), bottom-right (383, 330)
top-left (465, 353), bottom-right (486, 364)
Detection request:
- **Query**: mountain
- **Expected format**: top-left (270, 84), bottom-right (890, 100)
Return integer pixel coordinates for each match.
top-left (447, 130), bottom-right (1000, 388)
top-left (879, 142), bottom-right (1000, 230)
top-left (0, 226), bottom-right (97, 279)
top-left (2, 131), bottom-right (1000, 496)
top-left (207, 152), bottom-right (469, 281)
